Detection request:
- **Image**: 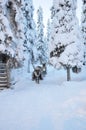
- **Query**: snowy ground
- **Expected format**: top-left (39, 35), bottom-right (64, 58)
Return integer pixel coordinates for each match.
top-left (0, 66), bottom-right (86, 130)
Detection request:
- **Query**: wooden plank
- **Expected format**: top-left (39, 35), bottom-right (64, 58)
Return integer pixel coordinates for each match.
top-left (0, 76), bottom-right (7, 78)
top-left (0, 80), bottom-right (7, 83)
top-left (0, 84), bottom-right (7, 86)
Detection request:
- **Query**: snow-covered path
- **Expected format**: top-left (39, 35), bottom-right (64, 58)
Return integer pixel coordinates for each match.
top-left (0, 67), bottom-right (86, 130)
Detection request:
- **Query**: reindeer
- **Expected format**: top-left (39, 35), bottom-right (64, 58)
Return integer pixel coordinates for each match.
top-left (32, 63), bottom-right (47, 84)
top-left (32, 66), bottom-right (43, 84)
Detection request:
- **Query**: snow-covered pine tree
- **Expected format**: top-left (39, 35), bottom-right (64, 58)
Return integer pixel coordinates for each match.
top-left (36, 6), bottom-right (47, 65)
top-left (47, 19), bottom-right (51, 43)
top-left (81, 0), bottom-right (86, 65)
top-left (0, 1), bottom-right (16, 59)
top-left (49, 0), bottom-right (83, 81)
top-left (46, 19), bottom-right (51, 61)
top-left (21, 0), bottom-right (37, 72)
top-left (6, 0), bottom-right (25, 67)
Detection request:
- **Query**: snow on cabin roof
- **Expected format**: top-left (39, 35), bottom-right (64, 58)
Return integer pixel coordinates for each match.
top-left (0, 43), bottom-right (15, 58)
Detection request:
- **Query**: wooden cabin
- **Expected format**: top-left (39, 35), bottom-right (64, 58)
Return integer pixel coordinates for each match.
top-left (0, 53), bottom-right (10, 90)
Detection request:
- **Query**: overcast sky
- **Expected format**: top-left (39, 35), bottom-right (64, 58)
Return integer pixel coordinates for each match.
top-left (33, 0), bottom-right (52, 32)
top-left (33, 0), bottom-right (82, 33)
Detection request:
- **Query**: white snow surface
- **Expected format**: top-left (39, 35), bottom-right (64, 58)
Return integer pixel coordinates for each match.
top-left (0, 66), bottom-right (86, 130)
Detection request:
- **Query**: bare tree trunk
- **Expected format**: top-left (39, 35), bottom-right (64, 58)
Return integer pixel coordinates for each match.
top-left (67, 66), bottom-right (71, 81)
top-left (28, 59), bottom-right (30, 73)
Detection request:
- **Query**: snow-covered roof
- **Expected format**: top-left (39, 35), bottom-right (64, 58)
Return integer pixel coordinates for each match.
top-left (0, 43), bottom-right (15, 58)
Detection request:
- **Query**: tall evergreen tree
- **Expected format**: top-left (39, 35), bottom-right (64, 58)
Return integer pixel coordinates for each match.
top-left (49, 0), bottom-right (83, 81)
top-left (46, 19), bottom-right (51, 60)
top-left (6, 0), bottom-right (25, 65)
top-left (47, 19), bottom-right (51, 42)
top-left (0, 1), bottom-right (16, 59)
top-left (36, 6), bottom-right (47, 65)
top-left (81, 0), bottom-right (86, 65)
top-left (21, 0), bottom-right (37, 72)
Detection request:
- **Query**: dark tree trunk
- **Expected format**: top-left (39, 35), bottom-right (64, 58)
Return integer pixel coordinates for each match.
top-left (67, 66), bottom-right (71, 81)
